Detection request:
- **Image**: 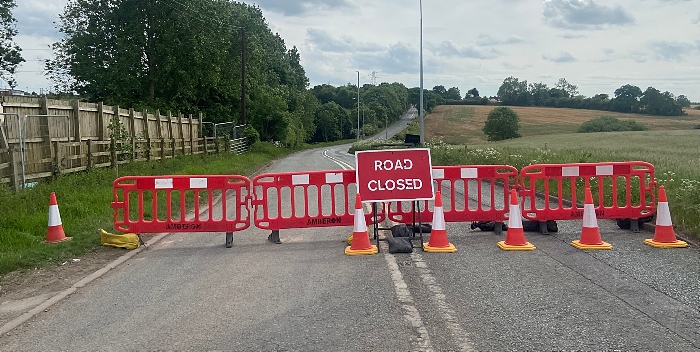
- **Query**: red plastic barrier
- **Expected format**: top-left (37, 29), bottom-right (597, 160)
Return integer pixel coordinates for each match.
top-left (111, 175), bottom-right (251, 234)
top-left (252, 169), bottom-right (385, 230)
top-left (387, 165), bottom-right (519, 224)
top-left (519, 161), bottom-right (656, 221)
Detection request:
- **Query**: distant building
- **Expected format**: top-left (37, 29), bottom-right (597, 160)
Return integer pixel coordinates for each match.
top-left (0, 89), bottom-right (31, 96)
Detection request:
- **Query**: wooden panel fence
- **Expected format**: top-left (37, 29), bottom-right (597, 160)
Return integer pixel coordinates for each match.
top-left (0, 96), bottom-right (228, 191)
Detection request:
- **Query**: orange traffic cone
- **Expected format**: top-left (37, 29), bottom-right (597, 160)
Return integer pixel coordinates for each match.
top-left (571, 187), bottom-right (611, 250)
top-left (644, 186), bottom-right (687, 248)
top-left (423, 190), bottom-right (456, 253)
top-left (46, 192), bottom-right (71, 243)
top-left (498, 189), bottom-right (535, 251)
top-left (345, 193), bottom-right (378, 255)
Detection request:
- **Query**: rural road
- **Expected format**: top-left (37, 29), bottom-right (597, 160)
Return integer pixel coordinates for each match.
top-left (1, 109), bottom-right (699, 351)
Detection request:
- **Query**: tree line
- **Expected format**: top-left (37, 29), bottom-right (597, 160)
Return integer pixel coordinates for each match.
top-left (496, 77), bottom-right (692, 116)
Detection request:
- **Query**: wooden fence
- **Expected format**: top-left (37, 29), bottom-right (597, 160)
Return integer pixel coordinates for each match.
top-left (0, 96), bottom-right (226, 191)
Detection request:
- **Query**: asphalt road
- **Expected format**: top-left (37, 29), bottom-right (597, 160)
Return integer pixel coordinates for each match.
top-left (1, 109), bottom-right (699, 351)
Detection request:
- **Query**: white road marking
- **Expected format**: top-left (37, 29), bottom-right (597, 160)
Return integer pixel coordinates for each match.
top-left (411, 252), bottom-right (475, 351)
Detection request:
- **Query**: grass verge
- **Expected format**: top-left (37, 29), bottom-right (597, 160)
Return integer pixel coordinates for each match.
top-left (0, 141), bottom-right (333, 276)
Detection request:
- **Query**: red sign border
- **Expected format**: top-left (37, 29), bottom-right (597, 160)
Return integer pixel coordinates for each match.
top-left (355, 148), bottom-right (434, 203)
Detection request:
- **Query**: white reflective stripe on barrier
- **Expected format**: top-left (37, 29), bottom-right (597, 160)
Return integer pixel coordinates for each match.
top-left (325, 173), bottom-right (344, 184)
top-left (596, 165), bottom-right (613, 175)
top-left (432, 169), bottom-right (445, 179)
top-left (292, 174), bottom-right (310, 185)
top-left (155, 178), bottom-right (174, 189)
top-left (190, 178), bottom-right (208, 189)
top-left (563, 166), bottom-right (579, 177)
top-left (460, 168), bottom-right (478, 179)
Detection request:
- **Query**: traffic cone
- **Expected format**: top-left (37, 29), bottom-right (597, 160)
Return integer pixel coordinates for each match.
top-left (423, 190), bottom-right (456, 253)
top-left (572, 187), bottom-right (612, 250)
top-left (46, 192), bottom-right (71, 243)
top-left (345, 193), bottom-right (378, 255)
top-left (498, 189), bottom-right (535, 251)
top-left (644, 186), bottom-right (687, 248)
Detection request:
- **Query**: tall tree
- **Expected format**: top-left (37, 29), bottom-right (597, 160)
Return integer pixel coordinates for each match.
top-left (48, 0), bottom-right (312, 144)
top-left (611, 84), bottom-right (643, 113)
top-left (445, 87), bottom-right (461, 100)
top-left (497, 76), bottom-right (530, 106)
top-left (466, 88), bottom-right (479, 98)
top-left (0, 0), bottom-right (23, 88)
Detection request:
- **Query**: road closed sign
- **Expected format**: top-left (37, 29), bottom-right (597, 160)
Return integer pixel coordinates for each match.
top-left (355, 148), bottom-right (434, 202)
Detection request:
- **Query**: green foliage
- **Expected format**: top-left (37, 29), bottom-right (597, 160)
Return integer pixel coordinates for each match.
top-left (482, 107), bottom-right (521, 141)
top-left (242, 125), bottom-right (260, 145)
top-left (578, 116), bottom-right (648, 133)
top-left (48, 0), bottom-right (312, 143)
top-left (0, 0), bottom-right (23, 88)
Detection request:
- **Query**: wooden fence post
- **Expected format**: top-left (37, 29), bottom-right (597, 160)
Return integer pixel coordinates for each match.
top-left (129, 109), bottom-right (136, 161)
top-left (10, 145), bottom-right (21, 192)
top-left (53, 140), bottom-right (62, 175)
top-left (87, 139), bottom-right (93, 170)
top-left (97, 102), bottom-right (105, 140)
top-left (72, 100), bottom-right (82, 142)
top-left (110, 138), bottom-right (117, 169)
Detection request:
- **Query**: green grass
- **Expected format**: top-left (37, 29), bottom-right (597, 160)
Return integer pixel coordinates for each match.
top-left (0, 142), bottom-right (298, 276)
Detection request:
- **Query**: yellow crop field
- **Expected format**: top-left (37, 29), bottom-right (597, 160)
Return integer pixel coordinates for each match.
top-left (425, 105), bottom-right (700, 145)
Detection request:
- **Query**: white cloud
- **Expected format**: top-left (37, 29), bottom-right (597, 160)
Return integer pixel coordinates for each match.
top-left (7, 0), bottom-right (700, 101)
top-left (542, 51), bottom-right (577, 63)
top-left (542, 0), bottom-right (635, 30)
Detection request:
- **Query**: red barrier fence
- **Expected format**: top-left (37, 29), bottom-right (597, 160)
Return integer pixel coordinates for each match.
top-left (110, 161), bottom-right (658, 248)
top-left (387, 165), bottom-right (519, 226)
top-left (519, 161), bottom-right (656, 223)
top-left (252, 169), bottom-right (385, 232)
top-left (111, 175), bottom-right (251, 246)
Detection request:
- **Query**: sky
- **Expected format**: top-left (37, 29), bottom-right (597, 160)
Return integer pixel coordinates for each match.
top-left (10, 0), bottom-right (700, 101)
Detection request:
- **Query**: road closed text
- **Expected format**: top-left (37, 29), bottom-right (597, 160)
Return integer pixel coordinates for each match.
top-left (367, 178), bottom-right (423, 191)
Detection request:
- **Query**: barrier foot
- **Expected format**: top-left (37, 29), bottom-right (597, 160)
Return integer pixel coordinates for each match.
top-left (631, 220), bottom-right (640, 233)
top-left (494, 222), bottom-right (503, 235)
top-left (138, 235), bottom-right (145, 247)
top-left (268, 230), bottom-right (281, 244)
top-left (539, 221), bottom-right (550, 235)
top-left (226, 232), bottom-right (234, 248)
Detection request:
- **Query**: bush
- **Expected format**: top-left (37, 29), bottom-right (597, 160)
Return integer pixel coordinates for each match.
top-left (482, 107), bottom-right (521, 141)
top-left (243, 125), bottom-right (261, 145)
top-left (577, 116), bottom-right (648, 133)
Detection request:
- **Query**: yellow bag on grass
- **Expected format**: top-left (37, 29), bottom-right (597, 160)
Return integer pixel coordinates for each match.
top-left (100, 229), bottom-right (140, 250)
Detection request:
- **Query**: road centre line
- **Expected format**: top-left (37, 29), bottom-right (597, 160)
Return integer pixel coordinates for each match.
top-left (324, 149), bottom-right (473, 351)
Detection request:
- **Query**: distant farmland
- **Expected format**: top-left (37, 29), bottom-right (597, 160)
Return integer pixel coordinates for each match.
top-left (425, 105), bottom-right (700, 145)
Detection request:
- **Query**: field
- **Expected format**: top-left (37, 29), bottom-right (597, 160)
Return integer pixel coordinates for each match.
top-left (418, 104), bottom-right (700, 239)
top-left (425, 105), bottom-right (700, 145)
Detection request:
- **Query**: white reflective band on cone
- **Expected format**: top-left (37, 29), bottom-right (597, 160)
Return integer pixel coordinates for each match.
top-left (432, 207), bottom-right (446, 230)
top-left (656, 202), bottom-right (672, 226)
top-left (48, 205), bottom-right (62, 226)
top-left (354, 209), bottom-right (367, 232)
top-left (508, 204), bottom-right (522, 229)
top-left (583, 203), bottom-right (598, 228)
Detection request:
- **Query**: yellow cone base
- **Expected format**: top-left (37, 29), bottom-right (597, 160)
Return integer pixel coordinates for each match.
top-left (423, 243), bottom-right (457, 253)
top-left (497, 241), bottom-right (536, 251)
top-left (46, 236), bottom-right (72, 244)
top-left (571, 240), bottom-right (612, 250)
top-left (345, 245), bottom-right (378, 256)
top-left (644, 239), bottom-right (688, 248)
